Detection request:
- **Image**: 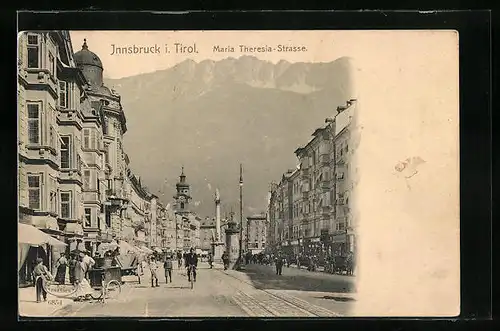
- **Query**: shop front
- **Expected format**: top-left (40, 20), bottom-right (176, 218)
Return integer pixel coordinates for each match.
top-left (18, 223), bottom-right (67, 287)
top-left (331, 233), bottom-right (348, 256)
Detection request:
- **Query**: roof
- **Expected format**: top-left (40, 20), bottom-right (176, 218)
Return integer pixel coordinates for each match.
top-left (74, 39), bottom-right (103, 69)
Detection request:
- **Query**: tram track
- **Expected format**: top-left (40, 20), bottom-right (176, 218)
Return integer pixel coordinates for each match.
top-left (218, 269), bottom-right (342, 317)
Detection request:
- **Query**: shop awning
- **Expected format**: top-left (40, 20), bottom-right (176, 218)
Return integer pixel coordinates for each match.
top-left (44, 218), bottom-right (60, 231)
top-left (64, 223), bottom-right (84, 236)
top-left (18, 223), bottom-right (67, 247)
top-left (153, 247), bottom-right (162, 253)
top-left (98, 241), bottom-right (119, 252)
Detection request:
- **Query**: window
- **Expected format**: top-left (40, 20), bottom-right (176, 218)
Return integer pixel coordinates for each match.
top-left (104, 144), bottom-right (110, 164)
top-left (27, 34), bottom-right (40, 68)
top-left (83, 129), bottom-right (90, 149)
top-left (49, 126), bottom-right (55, 149)
top-left (105, 211), bottom-right (111, 227)
top-left (83, 170), bottom-right (90, 189)
top-left (91, 130), bottom-right (97, 149)
top-left (336, 222), bottom-right (346, 231)
top-left (84, 208), bottom-right (92, 227)
top-left (27, 103), bottom-right (40, 144)
top-left (49, 176), bottom-right (58, 214)
top-left (48, 52), bottom-right (55, 77)
top-left (28, 174), bottom-right (41, 210)
top-left (60, 136), bottom-right (70, 169)
top-left (59, 81), bottom-right (68, 108)
top-left (60, 192), bottom-right (71, 218)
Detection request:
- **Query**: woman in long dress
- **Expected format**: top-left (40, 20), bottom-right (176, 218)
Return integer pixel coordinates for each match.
top-left (74, 253), bottom-right (93, 301)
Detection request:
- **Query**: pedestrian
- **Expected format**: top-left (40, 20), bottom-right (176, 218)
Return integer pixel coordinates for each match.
top-left (207, 251), bottom-right (213, 269)
top-left (221, 251), bottom-right (229, 270)
top-left (33, 258), bottom-right (53, 303)
top-left (54, 252), bottom-right (68, 284)
top-left (176, 251), bottom-right (182, 270)
top-left (149, 256), bottom-right (159, 287)
top-left (74, 253), bottom-right (93, 301)
top-left (163, 255), bottom-right (173, 283)
top-left (275, 254), bottom-right (284, 276)
top-left (82, 250), bottom-right (95, 280)
top-left (68, 254), bottom-right (77, 284)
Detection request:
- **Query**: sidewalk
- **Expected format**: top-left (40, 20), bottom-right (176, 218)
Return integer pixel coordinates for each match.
top-left (18, 286), bottom-right (73, 317)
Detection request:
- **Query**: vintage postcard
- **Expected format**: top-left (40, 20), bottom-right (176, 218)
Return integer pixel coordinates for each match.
top-left (17, 30), bottom-right (459, 318)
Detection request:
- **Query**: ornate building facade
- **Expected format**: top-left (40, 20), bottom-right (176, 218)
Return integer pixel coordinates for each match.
top-left (18, 33), bottom-right (168, 284)
top-left (267, 99), bottom-right (357, 259)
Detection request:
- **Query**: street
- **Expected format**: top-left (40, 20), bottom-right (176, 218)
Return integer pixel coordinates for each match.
top-left (49, 262), bottom-right (355, 317)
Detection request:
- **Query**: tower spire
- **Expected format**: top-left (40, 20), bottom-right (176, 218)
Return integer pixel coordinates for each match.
top-left (82, 38), bottom-right (88, 50)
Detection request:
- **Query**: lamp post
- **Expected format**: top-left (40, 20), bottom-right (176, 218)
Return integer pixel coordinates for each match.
top-left (239, 163), bottom-right (243, 267)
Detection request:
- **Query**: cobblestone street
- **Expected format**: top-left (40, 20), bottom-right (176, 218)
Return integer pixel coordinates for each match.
top-left (33, 262), bottom-right (355, 317)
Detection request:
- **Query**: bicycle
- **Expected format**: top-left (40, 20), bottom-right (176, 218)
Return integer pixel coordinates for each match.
top-left (187, 265), bottom-right (195, 289)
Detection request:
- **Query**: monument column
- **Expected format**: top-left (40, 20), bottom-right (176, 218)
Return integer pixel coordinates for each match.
top-left (212, 188), bottom-right (225, 262)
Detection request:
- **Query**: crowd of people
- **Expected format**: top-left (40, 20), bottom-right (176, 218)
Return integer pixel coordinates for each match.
top-left (32, 250), bottom-right (97, 303)
top-left (240, 250), bottom-right (355, 276)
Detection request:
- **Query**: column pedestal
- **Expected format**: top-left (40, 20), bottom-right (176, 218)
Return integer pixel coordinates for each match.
top-left (211, 241), bottom-right (225, 263)
top-left (225, 225), bottom-right (240, 270)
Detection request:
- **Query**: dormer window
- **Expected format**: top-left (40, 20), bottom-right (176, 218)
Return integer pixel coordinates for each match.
top-left (59, 81), bottom-right (68, 108)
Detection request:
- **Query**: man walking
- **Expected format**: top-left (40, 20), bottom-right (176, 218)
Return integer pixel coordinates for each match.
top-left (163, 255), bottom-right (173, 283)
top-left (33, 258), bottom-right (53, 303)
top-left (275, 253), bottom-right (284, 276)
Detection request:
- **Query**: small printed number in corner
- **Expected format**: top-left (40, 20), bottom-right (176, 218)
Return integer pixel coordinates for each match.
top-left (48, 299), bottom-right (63, 305)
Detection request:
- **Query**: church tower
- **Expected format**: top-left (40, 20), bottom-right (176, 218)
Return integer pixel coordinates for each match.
top-left (173, 167), bottom-right (191, 214)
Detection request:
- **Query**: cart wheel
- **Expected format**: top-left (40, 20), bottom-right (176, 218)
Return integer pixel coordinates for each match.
top-left (105, 280), bottom-right (122, 299)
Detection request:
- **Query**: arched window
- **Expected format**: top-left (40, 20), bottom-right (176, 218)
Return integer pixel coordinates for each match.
top-left (180, 202), bottom-right (185, 209)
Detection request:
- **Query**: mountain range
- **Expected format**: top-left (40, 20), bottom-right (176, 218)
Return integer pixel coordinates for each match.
top-left (105, 55), bottom-right (354, 218)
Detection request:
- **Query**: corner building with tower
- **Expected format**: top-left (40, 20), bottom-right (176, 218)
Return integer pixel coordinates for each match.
top-left (17, 32), bottom-right (169, 285)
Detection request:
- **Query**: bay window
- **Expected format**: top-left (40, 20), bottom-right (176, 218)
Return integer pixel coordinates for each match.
top-left (83, 129), bottom-right (90, 149)
top-left (84, 208), bottom-right (92, 227)
top-left (60, 192), bottom-right (71, 218)
top-left (48, 52), bottom-right (55, 77)
top-left (60, 136), bottom-right (70, 169)
top-left (83, 170), bottom-right (91, 190)
top-left (49, 176), bottom-right (58, 214)
top-left (91, 130), bottom-right (97, 149)
top-left (27, 103), bottom-right (40, 144)
top-left (28, 174), bottom-right (42, 210)
top-left (27, 34), bottom-right (40, 69)
top-left (59, 81), bottom-right (68, 108)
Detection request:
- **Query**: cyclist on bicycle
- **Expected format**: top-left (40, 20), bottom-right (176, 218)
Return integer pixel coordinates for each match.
top-left (185, 247), bottom-right (198, 282)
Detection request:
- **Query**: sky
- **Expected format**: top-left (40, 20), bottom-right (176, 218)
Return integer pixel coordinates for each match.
top-left (69, 30), bottom-right (366, 79)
